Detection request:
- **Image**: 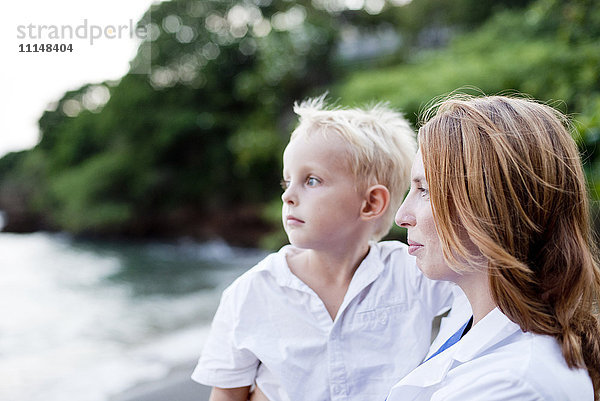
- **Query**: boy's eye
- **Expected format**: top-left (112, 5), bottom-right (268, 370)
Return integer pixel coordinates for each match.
top-left (280, 179), bottom-right (290, 190)
top-left (306, 177), bottom-right (320, 186)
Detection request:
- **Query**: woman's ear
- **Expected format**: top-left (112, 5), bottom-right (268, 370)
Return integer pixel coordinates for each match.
top-left (361, 185), bottom-right (390, 220)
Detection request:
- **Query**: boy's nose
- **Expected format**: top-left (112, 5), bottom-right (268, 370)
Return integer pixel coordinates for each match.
top-left (281, 187), bottom-right (296, 205)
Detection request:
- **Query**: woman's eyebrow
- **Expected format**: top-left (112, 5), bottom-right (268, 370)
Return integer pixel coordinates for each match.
top-left (412, 176), bottom-right (426, 185)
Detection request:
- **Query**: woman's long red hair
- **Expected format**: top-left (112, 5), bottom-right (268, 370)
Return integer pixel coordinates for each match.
top-left (419, 95), bottom-right (600, 399)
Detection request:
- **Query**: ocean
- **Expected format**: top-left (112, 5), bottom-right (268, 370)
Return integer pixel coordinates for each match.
top-left (0, 232), bottom-right (267, 401)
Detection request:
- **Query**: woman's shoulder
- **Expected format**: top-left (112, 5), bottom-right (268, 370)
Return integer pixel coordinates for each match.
top-left (481, 331), bottom-right (593, 400)
top-left (444, 309), bottom-right (594, 401)
top-left (440, 331), bottom-right (592, 401)
top-left (525, 334), bottom-right (593, 399)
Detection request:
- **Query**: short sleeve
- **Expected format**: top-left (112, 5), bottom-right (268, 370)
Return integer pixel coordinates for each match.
top-left (191, 285), bottom-right (260, 388)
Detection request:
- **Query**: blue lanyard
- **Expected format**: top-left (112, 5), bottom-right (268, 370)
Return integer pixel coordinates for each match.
top-left (424, 316), bottom-right (473, 363)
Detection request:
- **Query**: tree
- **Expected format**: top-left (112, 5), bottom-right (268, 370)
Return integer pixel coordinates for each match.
top-left (0, 0), bottom-right (543, 245)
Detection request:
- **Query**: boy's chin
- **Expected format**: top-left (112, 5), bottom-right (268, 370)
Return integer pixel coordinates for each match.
top-left (287, 240), bottom-right (311, 249)
top-left (287, 237), bottom-right (322, 251)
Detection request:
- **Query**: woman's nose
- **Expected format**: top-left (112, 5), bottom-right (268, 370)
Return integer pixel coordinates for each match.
top-left (395, 203), bottom-right (416, 227)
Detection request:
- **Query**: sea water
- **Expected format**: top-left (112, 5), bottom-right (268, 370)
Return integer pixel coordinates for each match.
top-left (0, 232), bottom-right (267, 401)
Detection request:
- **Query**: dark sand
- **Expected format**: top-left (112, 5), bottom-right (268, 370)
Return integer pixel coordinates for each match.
top-left (110, 362), bottom-right (211, 401)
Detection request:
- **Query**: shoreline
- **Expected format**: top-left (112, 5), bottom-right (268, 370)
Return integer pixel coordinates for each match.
top-left (109, 361), bottom-right (211, 401)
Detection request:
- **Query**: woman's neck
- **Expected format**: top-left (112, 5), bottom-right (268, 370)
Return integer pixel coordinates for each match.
top-left (456, 271), bottom-right (496, 325)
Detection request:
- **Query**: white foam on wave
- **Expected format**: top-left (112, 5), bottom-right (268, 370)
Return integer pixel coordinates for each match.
top-left (0, 232), bottom-right (262, 401)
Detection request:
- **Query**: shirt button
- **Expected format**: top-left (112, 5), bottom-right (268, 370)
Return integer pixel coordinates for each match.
top-left (333, 384), bottom-right (342, 394)
top-left (378, 311), bottom-right (388, 325)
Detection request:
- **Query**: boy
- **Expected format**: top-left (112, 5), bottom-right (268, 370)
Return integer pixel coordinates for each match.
top-left (191, 97), bottom-right (454, 401)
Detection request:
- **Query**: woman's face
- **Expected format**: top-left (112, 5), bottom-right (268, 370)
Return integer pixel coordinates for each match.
top-left (395, 151), bottom-right (460, 282)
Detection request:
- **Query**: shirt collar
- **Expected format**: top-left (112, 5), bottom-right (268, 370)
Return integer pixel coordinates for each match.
top-left (452, 307), bottom-right (521, 362)
top-left (267, 242), bottom-right (387, 301)
top-left (397, 308), bottom-right (521, 388)
top-left (267, 245), bottom-right (310, 291)
top-left (340, 241), bottom-right (386, 308)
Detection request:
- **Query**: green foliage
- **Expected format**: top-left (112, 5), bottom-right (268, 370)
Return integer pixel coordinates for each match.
top-left (47, 151), bottom-right (134, 232)
top-left (5, 0), bottom-right (347, 236)
top-left (0, 149), bottom-right (50, 231)
top-left (258, 196), bottom-right (288, 250)
top-left (335, 0), bottom-right (600, 198)
top-left (1, 0), bottom-right (597, 245)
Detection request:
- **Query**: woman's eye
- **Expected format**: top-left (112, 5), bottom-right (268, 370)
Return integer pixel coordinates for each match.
top-left (418, 187), bottom-right (429, 198)
top-left (280, 180), bottom-right (290, 190)
top-left (306, 177), bottom-right (320, 186)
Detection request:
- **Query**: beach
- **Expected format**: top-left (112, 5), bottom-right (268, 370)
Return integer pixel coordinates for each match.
top-left (110, 361), bottom-right (211, 401)
top-left (0, 233), bottom-right (265, 401)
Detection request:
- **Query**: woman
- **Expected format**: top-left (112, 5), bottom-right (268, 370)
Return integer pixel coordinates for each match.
top-left (389, 95), bottom-right (600, 400)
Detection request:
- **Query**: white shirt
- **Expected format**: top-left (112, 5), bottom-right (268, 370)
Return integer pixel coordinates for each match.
top-left (426, 286), bottom-right (471, 359)
top-left (387, 307), bottom-right (594, 401)
top-left (192, 241), bottom-right (454, 401)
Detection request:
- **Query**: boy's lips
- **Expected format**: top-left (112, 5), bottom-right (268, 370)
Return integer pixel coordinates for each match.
top-left (407, 240), bottom-right (424, 255)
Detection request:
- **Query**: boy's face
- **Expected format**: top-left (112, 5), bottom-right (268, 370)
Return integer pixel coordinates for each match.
top-left (281, 134), bottom-right (366, 251)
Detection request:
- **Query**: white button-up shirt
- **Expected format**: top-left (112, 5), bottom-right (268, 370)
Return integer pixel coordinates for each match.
top-left (192, 241), bottom-right (454, 401)
top-left (387, 307), bottom-right (594, 401)
top-left (426, 286), bottom-right (471, 360)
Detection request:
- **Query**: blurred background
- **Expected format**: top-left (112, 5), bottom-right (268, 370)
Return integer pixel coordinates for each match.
top-left (2, 0), bottom-right (599, 400)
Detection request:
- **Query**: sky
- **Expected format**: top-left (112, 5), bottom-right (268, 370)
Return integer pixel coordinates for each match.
top-left (0, 0), bottom-right (161, 158)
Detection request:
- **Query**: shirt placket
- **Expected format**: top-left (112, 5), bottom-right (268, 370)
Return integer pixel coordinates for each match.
top-left (328, 322), bottom-right (349, 401)
top-left (304, 290), bottom-right (349, 401)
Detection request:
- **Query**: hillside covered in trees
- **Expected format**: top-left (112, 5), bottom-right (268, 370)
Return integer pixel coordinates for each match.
top-left (1, 0), bottom-right (597, 247)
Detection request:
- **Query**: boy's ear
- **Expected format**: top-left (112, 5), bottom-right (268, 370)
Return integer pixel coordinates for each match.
top-left (361, 185), bottom-right (390, 220)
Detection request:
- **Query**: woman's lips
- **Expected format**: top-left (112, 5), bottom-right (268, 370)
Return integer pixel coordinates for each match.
top-left (407, 240), bottom-right (424, 255)
top-left (286, 216), bottom-right (305, 225)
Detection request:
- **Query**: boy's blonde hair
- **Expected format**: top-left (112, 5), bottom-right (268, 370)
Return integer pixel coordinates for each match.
top-left (291, 95), bottom-right (416, 240)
